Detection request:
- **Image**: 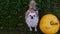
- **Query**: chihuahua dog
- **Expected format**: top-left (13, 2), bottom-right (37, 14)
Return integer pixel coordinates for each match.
top-left (25, 0), bottom-right (38, 32)
top-left (25, 9), bottom-right (39, 32)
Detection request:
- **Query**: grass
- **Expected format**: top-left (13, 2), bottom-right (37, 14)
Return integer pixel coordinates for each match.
top-left (0, 22), bottom-right (60, 34)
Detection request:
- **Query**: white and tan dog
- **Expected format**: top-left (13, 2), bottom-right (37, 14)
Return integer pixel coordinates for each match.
top-left (25, 8), bottom-right (39, 31)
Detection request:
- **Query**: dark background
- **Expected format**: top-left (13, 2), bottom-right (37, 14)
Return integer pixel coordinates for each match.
top-left (0, 0), bottom-right (60, 34)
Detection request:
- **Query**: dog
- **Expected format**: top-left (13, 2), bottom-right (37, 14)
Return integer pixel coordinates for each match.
top-left (25, 10), bottom-right (39, 32)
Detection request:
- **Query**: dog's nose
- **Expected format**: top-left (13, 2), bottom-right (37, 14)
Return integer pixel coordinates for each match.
top-left (31, 17), bottom-right (33, 19)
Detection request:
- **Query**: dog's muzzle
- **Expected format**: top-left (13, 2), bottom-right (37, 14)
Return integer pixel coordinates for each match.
top-left (30, 15), bottom-right (35, 19)
top-left (31, 17), bottom-right (33, 19)
top-left (30, 15), bottom-right (34, 19)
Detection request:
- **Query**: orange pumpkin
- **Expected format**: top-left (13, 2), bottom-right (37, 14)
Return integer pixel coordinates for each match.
top-left (39, 14), bottom-right (59, 34)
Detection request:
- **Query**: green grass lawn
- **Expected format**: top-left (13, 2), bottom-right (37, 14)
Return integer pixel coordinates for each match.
top-left (0, 24), bottom-right (60, 34)
top-left (0, 25), bottom-right (60, 34)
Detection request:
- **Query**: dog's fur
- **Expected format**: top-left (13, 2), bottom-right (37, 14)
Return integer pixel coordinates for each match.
top-left (25, 10), bottom-right (39, 32)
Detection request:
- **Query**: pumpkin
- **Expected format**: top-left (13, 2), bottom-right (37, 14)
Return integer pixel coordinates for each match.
top-left (39, 14), bottom-right (59, 34)
top-left (44, 33), bottom-right (55, 34)
top-left (59, 23), bottom-right (60, 28)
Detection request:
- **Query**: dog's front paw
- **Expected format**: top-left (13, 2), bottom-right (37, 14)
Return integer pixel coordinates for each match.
top-left (35, 29), bottom-right (37, 32)
top-left (30, 29), bottom-right (32, 31)
top-left (30, 28), bottom-right (32, 31)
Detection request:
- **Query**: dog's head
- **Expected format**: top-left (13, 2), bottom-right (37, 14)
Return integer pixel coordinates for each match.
top-left (29, 13), bottom-right (36, 19)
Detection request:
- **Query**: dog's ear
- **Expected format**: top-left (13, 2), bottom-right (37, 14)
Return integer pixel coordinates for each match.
top-left (36, 11), bottom-right (38, 15)
top-left (35, 11), bottom-right (39, 17)
top-left (25, 10), bottom-right (30, 18)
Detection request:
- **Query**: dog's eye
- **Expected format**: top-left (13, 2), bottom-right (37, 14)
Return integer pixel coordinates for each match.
top-left (30, 15), bottom-right (31, 17)
top-left (33, 15), bottom-right (35, 17)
